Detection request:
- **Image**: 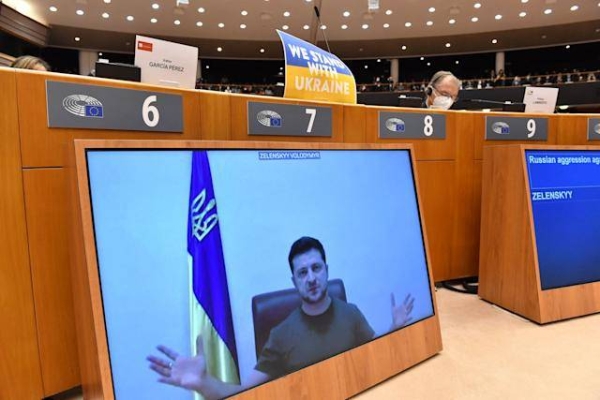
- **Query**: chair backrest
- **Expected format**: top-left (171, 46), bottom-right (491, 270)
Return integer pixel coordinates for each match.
top-left (251, 279), bottom-right (346, 359)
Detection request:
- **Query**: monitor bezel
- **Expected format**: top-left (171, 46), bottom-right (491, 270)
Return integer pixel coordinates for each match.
top-left (71, 139), bottom-right (441, 400)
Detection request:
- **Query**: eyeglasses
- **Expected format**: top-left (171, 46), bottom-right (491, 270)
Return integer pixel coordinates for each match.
top-left (433, 86), bottom-right (459, 102)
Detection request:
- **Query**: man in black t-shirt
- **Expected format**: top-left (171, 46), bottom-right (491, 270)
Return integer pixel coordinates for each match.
top-left (148, 236), bottom-right (415, 399)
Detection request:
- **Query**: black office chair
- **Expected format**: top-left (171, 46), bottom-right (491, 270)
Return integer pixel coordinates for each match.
top-left (251, 279), bottom-right (346, 359)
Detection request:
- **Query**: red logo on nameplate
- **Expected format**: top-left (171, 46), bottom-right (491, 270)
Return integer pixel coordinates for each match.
top-left (138, 41), bottom-right (153, 52)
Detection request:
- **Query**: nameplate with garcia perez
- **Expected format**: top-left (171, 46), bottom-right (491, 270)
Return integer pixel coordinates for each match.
top-left (532, 190), bottom-right (573, 201)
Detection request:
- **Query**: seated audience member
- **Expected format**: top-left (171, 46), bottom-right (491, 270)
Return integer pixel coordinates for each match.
top-left (10, 55), bottom-right (50, 71)
top-left (423, 70), bottom-right (461, 110)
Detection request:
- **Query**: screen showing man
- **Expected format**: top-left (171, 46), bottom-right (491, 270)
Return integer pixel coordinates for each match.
top-left (86, 148), bottom-right (434, 399)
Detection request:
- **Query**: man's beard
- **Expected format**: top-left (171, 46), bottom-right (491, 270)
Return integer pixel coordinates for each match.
top-left (302, 286), bottom-right (328, 304)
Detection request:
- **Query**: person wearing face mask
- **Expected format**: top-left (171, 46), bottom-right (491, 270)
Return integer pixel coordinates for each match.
top-left (424, 71), bottom-right (461, 110)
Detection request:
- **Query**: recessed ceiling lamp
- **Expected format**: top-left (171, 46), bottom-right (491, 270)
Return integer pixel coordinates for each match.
top-left (241, 10), bottom-right (248, 16)
top-left (405, 22), bottom-right (412, 27)
top-left (495, 14), bottom-right (502, 20)
top-left (303, 24), bottom-right (310, 30)
top-left (426, 20), bottom-right (433, 26)
top-left (449, 19), bottom-right (456, 24)
top-left (75, 37), bottom-right (81, 41)
top-left (151, 18), bottom-right (158, 23)
top-left (544, 9), bottom-right (552, 14)
top-left (401, 45), bottom-right (407, 50)
top-left (240, 24), bottom-right (246, 29)
top-left (217, 47), bottom-right (222, 52)
top-left (49, 6), bottom-right (58, 12)
top-left (362, 24), bottom-right (369, 29)
top-left (471, 17), bottom-right (479, 22)
top-left (383, 23), bottom-right (390, 28)
top-left (474, 3), bottom-right (481, 9)
top-left (386, 10), bottom-right (393, 15)
top-left (445, 42), bottom-right (451, 47)
top-left (343, 11), bottom-right (350, 17)
top-left (218, 22), bottom-right (225, 28)
top-left (341, 24), bottom-right (348, 29)
top-left (519, 11), bottom-right (527, 17)
top-left (428, 7), bottom-right (435, 12)
top-left (282, 25), bottom-right (289, 30)
top-left (196, 21), bottom-right (203, 26)
top-left (283, 11), bottom-right (290, 17)
top-left (570, 5), bottom-right (579, 11)
top-left (152, 4), bottom-right (159, 10)
top-left (198, 7), bottom-right (205, 13)
top-left (174, 20), bottom-right (180, 25)
top-left (76, 9), bottom-right (84, 15)
top-left (102, 12), bottom-right (109, 18)
top-left (492, 38), bottom-right (498, 43)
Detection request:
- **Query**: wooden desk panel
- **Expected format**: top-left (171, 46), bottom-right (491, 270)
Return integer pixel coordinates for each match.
top-left (16, 71), bottom-right (202, 168)
top-left (555, 114), bottom-right (596, 145)
top-left (342, 104), bottom-right (367, 143)
top-left (23, 168), bottom-right (80, 396)
top-left (0, 69), bottom-right (44, 400)
top-left (198, 90), bottom-right (231, 140)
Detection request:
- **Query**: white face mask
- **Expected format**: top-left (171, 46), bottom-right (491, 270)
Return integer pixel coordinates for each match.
top-left (431, 95), bottom-right (454, 110)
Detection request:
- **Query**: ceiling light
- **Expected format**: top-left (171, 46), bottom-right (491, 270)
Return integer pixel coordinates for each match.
top-left (152, 3), bottom-right (159, 10)
top-left (217, 47), bottom-right (222, 52)
top-left (49, 6), bottom-right (58, 12)
top-left (151, 18), bottom-right (158, 23)
top-left (343, 11), bottom-right (350, 17)
top-left (75, 37), bottom-right (81, 41)
top-left (427, 62), bottom-right (431, 66)
top-left (283, 11), bottom-right (290, 17)
top-left (405, 22), bottom-right (412, 27)
top-left (76, 9), bottom-right (84, 15)
top-left (282, 25), bottom-right (289, 30)
top-left (519, 11), bottom-right (527, 17)
top-left (401, 45), bottom-right (407, 50)
top-left (429, 7), bottom-right (436, 12)
top-left (455, 60), bottom-right (460, 64)
top-left (420, 57), bottom-right (425, 60)
top-left (449, 19), bottom-right (456, 24)
top-left (566, 45), bottom-right (571, 49)
top-left (241, 10), bottom-right (248, 16)
top-left (218, 22), bottom-right (225, 28)
top-left (362, 24), bottom-right (369, 29)
top-left (570, 5), bottom-right (579, 11)
top-left (240, 24), bottom-right (246, 29)
top-left (196, 21), bottom-right (203, 26)
top-left (102, 12), bottom-right (109, 18)
top-left (341, 24), bottom-right (348, 29)
top-left (174, 20), bottom-right (181, 25)
top-left (426, 20), bottom-right (433, 26)
top-left (320, 25), bottom-right (327, 29)
top-left (198, 7), bottom-right (205, 13)
top-left (521, 0), bottom-right (528, 3)
top-left (471, 17), bottom-right (479, 22)
top-left (495, 14), bottom-right (502, 20)
top-left (103, 0), bottom-right (111, 3)
top-left (206, 65), bottom-right (210, 69)
top-left (386, 10), bottom-right (393, 15)
top-left (445, 43), bottom-right (451, 47)
top-left (377, 59), bottom-right (381, 62)
top-left (364, 65), bottom-right (368, 69)
top-left (303, 24), bottom-right (310, 30)
top-left (544, 9), bottom-right (552, 14)
top-left (492, 38), bottom-right (498, 43)
top-left (474, 3), bottom-right (481, 8)
top-left (260, 48), bottom-right (265, 53)
top-left (383, 23), bottom-right (390, 28)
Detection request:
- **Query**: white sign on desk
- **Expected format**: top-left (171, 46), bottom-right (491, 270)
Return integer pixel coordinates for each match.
top-left (522, 86), bottom-right (559, 114)
top-left (134, 35), bottom-right (198, 89)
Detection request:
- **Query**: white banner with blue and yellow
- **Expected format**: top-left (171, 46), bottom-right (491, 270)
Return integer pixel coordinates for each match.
top-left (277, 30), bottom-right (356, 104)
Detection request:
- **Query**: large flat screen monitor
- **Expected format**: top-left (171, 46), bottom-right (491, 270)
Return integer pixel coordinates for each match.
top-left (526, 149), bottom-right (600, 290)
top-left (79, 142), bottom-right (436, 399)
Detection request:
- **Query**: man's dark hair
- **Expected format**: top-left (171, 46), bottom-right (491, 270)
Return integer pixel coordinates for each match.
top-left (288, 236), bottom-right (326, 273)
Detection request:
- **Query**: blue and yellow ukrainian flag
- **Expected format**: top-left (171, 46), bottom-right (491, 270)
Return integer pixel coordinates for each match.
top-left (277, 30), bottom-right (356, 104)
top-left (187, 151), bottom-right (239, 395)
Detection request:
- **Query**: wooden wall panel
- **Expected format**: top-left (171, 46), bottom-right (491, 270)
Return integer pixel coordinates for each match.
top-left (0, 69), bottom-right (44, 399)
top-left (23, 169), bottom-right (80, 396)
top-left (198, 90), bottom-right (231, 140)
top-left (342, 104), bottom-right (367, 143)
top-left (16, 71), bottom-right (202, 168)
top-left (415, 161), bottom-right (456, 282)
top-left (229, 94), bottom-right (345, 142)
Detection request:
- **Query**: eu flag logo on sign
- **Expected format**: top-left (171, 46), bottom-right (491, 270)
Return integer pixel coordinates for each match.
top-left (270, 117), bottom-right (282, 127)
top-left (84, 105), bottom-right (104, 118)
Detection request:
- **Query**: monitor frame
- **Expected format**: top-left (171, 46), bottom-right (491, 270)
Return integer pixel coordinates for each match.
top-left (69, 139), bottom-right (442, 400)
top-left (479, 144), bottom-right (600, 324)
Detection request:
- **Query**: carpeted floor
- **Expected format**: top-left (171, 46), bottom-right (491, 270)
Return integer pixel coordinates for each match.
top-left (50, 287), bottom-right (600, 400)
top-left (354, 287), bottom-right (600, 400)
